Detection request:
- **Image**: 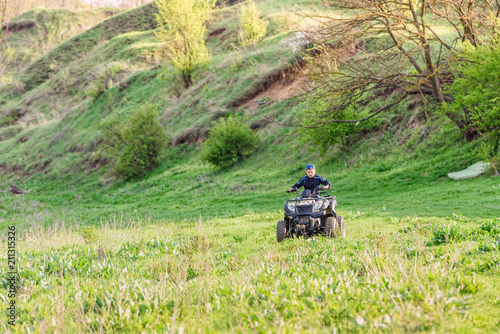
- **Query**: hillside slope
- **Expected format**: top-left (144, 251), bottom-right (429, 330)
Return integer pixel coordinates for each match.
top-left (0, 0), bottom-right (318, 177)
top-left (0, 7), bottom-right (123, 81)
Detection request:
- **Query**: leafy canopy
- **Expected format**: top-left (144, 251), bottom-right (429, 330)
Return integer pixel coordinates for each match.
top-left (446, 40), bottom-right (500, 133)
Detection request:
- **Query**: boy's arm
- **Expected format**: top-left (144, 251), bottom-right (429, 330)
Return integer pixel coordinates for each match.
top-left (290, 177), bottom-right (306, 191)
top-left (318, 175), bottom-right (331, 189)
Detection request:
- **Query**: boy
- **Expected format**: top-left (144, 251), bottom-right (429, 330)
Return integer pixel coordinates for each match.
top-left (289, 164), bottom-right (331, 197)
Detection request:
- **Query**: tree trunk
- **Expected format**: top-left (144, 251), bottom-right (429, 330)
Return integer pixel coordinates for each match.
top-left (459, 0), bottom-right (477, 46)
top-left (423, 44), bottom-right (445, 103)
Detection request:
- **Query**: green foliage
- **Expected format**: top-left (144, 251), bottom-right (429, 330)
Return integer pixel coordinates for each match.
top-left (100, 104), bottom-right (168, 180)
top-left (477, 141), bottom-right (496, 162)
top-left (446, 40), bottom-right (500, 132)
top-left (299, 98), bottom-right (362, 153)
top-left (230, 52), bottom-right (243, 74)
top-left (427, 223), bottom-right (468, 246)
top-left (479, 220), bottom-right (500, 236)
top-left (85, 81), bottom-right (107, 101)
top-left (238, 0), bottom-right (269, 47)
top-left (427, 219), bottom-right (500, 246)
top-left (476, 138), bottom-right (500, 174)
top-left (80, 226), bottom-right (99, 245)
top-left (154, 0), bottom-right (216, 87)
top-left (201, 115), bottom-right (259, 168)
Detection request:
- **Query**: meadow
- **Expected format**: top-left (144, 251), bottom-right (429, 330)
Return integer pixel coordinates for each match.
top-left (1, 205), bottom-right (499, 332)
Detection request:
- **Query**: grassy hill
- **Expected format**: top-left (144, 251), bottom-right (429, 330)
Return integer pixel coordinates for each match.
top-left (0, 0), bottom-right (499, 332)
top-left (0, 7), bottom-right (123, 84)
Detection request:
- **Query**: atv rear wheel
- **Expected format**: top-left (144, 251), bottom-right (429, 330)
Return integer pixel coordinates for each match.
top-left (335, 216), bottom-right (346, 238)
top-left (277, 220), bottom-right (287, 242)
top-left (325, 217), bottom-right (335, 238)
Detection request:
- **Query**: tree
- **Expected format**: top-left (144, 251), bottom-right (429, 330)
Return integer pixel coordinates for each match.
top-left (238, 0), bottom-right (268, 47)
top-left (300, 0), bottom-right (499, 140)
top-left (154, 0), bottom-right (215, 87)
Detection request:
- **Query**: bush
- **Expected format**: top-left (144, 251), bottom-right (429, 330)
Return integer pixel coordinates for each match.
top-left (476, 139), bottom-right (500, 175)
top-left (201, 115), bottom-right (259, 168)
top-left (100, 104), bottom-right (168, 180)
top-left (238, 0), bottom-right (268, 47)
top-left (446, 40), bottom-right (500, 132)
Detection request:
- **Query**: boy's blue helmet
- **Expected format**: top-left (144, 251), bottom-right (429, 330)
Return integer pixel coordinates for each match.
top-left (306, 164), bottom-right (315, 170)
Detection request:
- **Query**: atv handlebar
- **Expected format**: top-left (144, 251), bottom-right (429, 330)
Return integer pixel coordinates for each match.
top-left (287, 186), bottom-right (328, 193)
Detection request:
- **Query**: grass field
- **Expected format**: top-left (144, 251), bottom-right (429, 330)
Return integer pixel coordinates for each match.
top-left (1, 209), bottom-right (499, 332)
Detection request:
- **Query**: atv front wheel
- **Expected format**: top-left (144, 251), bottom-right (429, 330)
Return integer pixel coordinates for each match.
top-left (325, 217), bottom-right (335, 238)
top-left (277, 220), bottom-right (287, 242)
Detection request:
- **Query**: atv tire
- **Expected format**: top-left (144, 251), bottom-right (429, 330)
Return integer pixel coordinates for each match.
top-left (325, 216), bottom-right (335, 238)
top-left (336, 216), bottom-right (346, 238)
top-left (277, 220), bottom-right (287, 242)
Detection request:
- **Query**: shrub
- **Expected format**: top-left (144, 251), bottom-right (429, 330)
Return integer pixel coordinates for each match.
top-left (238, 0), bottom-right (269, 47)
top-left (476, 140), bottom-right (500, 175)
top-left (85, 64), bottom-right (123, 102)
top-left (201, 115), bottom-right (259, 168)
top-left (100, 104), bottom-right (168, 180)
top-left (446, 40), bottom-right (500, 132)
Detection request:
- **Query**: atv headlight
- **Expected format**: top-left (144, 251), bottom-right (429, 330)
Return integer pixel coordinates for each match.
top-left (313, 200), bottom-right (329, 211)
top-left (313, 200), bottom-right (324, 211)
top-left (285, 202), bottom-right (296, 212)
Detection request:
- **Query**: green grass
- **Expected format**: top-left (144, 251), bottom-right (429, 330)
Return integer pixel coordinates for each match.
top-left (16, 4), bottom-right (157, 92)
top-left (1, 112), bottom-right (498, 232)
top-left (1, 210), bottom-right (499, 332)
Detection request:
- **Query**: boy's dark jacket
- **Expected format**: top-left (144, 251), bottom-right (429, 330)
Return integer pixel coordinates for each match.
top-left (291, 175), bottom-right (331, 192)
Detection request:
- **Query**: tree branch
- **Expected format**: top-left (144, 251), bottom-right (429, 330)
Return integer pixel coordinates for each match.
top-left (306, 93), bottom-right (409, 127)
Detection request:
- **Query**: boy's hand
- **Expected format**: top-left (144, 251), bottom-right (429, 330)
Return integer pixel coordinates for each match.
top-left (288, 188), bottom-right (294, 192)
top-left (324, 186), bottom-right (330, 190)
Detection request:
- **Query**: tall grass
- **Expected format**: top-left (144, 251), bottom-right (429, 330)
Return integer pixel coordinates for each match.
top-left (1, 212), bottom-right (499, 332)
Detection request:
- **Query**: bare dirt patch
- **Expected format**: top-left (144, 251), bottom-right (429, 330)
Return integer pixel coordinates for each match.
top-left (1, 21), bottom-right (37, 39)
top-left (171, 128), bottom-right (209, 146)
top-left (231, 42), bottom-right (363, 111)
top-left (232, 61), bottom-right (310, 111)
top-left (208, 27), bottom-right (226, 37)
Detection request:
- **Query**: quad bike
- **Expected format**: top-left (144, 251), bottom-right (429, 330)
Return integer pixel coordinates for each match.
top-left (277, 187), bottom-right (345, 242)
